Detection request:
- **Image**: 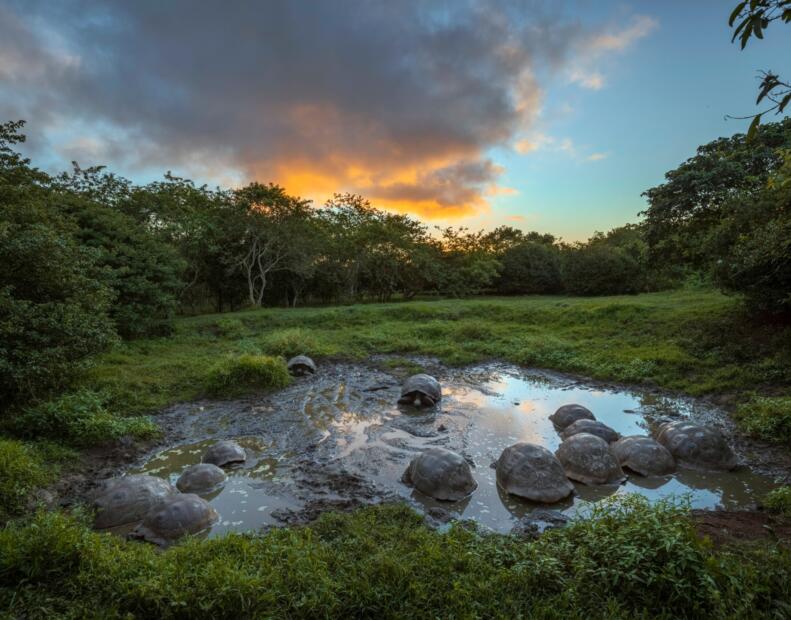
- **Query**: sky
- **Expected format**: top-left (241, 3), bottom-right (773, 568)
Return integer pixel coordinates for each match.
top-left (1, 0), bottom-right (789, 241)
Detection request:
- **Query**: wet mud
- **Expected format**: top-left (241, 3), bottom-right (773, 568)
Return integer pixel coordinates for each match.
top-left (109, 360), bottom-right (790, 537)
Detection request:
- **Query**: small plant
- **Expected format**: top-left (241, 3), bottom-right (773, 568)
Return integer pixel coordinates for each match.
top-left (734, 396), bottom-right (791, 443)
top-left (9, 389), bottom-right (158, 446)
top-left (0, 439), bottom-right (50, 521)
top-left (259, 328), bottom-right (322, 358)
top-left (215, 318), bottom-right (248, 339)
top-left (764, 487), bottom-right (791, 516)
top-left (205, 354), bottom-right (291, 396)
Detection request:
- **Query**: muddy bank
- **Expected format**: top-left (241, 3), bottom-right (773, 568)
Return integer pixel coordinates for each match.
top-left (692, 509), bottom-right (791, 546)
top-left (56, 359), bottom-right (789, 538)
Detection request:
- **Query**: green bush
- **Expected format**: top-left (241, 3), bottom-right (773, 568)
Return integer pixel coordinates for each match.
top-left (1, 497), bottom-right (790, 618)
top-left (205, 354), bottom-right (291, 397)
top-left (0, 439), bottom-right (50, 521)
top-left (496, 241), bottom-right (562, 294)
top-left (259, 328), bottom-right (322, 358)
top-left (9, 389), bottom-right (158, 446)
top-left (215, 317), bottom-right (248, 339)
top-left (562, 244), bottom-right (644, 296)
top-left (764, 487), bottom-right (791, 516)
top-left (734, 396), bottom-right (791, 443)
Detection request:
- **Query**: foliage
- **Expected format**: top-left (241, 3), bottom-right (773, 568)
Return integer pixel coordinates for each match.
top-left (764, 486), bottom-right (791, 516)
top-left (1, 497), bottom-right (790, 618)
top-left (205, 354), bottom-right (291, 397)
top-left (496, 241), bottom-right (562, 294)
top-left (0, 439), bottom-right (51, 522)
top-left (7, 389), bottom-right (158, 446)
top-left (562, 244), bottom-right (643, 296)
top-left (258, 327), bottom-right (326, 358)
top-left (734, 396), bottom-right (791, 442)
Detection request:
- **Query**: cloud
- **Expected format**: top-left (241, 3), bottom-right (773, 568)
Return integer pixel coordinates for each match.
top-left (587, 152), bottom-right (608, 162)
top-left (568, 14), bottom-right (657, 90)
top-left (0, 1), bottom-right (643, 219)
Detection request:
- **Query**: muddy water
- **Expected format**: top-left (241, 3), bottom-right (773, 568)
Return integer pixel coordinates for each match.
top-left (132, 363), bottom-right (780, 536)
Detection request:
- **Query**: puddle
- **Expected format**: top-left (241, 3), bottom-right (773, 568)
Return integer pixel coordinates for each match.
top-left (130, 363), bottom-right (781, 536)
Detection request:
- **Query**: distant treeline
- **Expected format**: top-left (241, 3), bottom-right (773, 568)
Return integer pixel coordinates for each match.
top-left (2, 118), bottom-right (790, 406)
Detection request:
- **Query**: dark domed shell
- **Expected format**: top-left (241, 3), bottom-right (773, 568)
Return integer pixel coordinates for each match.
top-left (202, 440), bottom-right (246, 467)
top-left (398, 374), bottom-right (442, 407)
top-left (130, 493), bottom-right (218, 546)
top-left (561, 419), bottom-right (620, 444)
top-left (93, 474), bottom-right (176, 529)
top-left (611, 435), bottom-right (675, 476)
top-left (495, 442), bottom-right (574, 503)
top-left (655, 421), bottom-right (737, 471)
top-left (556, 433), bottom-right (625, 485)
top-left (402, 447), bottom-right (477, 501)
top-left (549, 404), bottom-right (595, 430)
top-left (176, 463), bottom-right (227, 493)
top-left (287, 355), bottom-right (316, 376)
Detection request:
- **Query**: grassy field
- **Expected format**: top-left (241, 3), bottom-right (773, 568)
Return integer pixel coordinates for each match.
top-left (84, 289), bottom-right (791, 437)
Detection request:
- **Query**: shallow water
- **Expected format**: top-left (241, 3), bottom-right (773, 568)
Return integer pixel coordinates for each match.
top-left (132, 363), bottom-right (780, 536)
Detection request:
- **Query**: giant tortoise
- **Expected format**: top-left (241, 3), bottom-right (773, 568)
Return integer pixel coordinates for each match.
top-left (287, 355), bottom-right (316, 377)
top-left (402, 447), bottom-right (477, 501)
top-left (549, 404), bottom-right (595, 430)
top-left (611, 435), bottom-right (675, 476)
top-left (130, 493), bottom-right (218, 546)
top-left (655, 421), bottom-right (737, 471)
top-left (495, 442), bottom-right (574, 503)
top-left (176, 463), bottom-right (228, 493)
top-left (202, 440), bottom-right (246, 467)
top-left (398, 374), bottom-right (442, 408)
top-left (560, 419), bottom-right (620, 444)
top-left (555, 433), bottom-right (626, 485)
top-left (93, 474), bottom-right (176, 529)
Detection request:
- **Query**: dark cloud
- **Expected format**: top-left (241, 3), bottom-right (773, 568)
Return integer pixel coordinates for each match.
top-left (0, 0), bottom-right (589, 217)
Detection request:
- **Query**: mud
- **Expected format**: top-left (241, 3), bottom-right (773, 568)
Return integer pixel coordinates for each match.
top-left (78, 359), bottom-right (788, 538)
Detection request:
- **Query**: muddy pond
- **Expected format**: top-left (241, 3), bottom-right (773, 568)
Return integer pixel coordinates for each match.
top-left (130, 362), bottom-right (781, 537)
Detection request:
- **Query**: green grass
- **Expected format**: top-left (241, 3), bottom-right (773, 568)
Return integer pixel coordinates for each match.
top-left (205, 354), bottom-right (292, 397)
top-left (764, 487), bottom-right (791, 516)
top-left (81, 290), bottom-right (791, 440)
top-left (2, 497), bottom-right (790, 619)
top-left (0, 439), bottom-right (74, 521)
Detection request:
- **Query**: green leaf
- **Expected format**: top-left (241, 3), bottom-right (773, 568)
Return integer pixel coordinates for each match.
top-left (746, 113), bottom-right (762, 141)
top-left (729, 1), bottom-right (748, 26)
top-left (729, 1), bottom-right (747, 26)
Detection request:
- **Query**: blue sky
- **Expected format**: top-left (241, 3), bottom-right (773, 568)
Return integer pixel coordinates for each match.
top-left (1, 0), bottom-right (789, 240)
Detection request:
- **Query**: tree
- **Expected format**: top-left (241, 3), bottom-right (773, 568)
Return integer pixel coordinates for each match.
top-left (728, 1), bottom-right (791, 137)
top-left (496, 242), bottom-right (562, 295)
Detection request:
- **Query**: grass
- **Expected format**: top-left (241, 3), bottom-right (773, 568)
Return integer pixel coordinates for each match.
top-left (205, 354), bottom-right (291, 397)
top-left (0, 439), bottom-right (74, 521)
top-left (1, 496), bottom-right (790, 618)
top-left (80, 290), bottom-right (791, 440)
top-left (764, 487), bottom-right (791, 516)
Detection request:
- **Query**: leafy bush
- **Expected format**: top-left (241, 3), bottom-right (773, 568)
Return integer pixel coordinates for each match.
top-left (205, 354), bottom-right (291, 396)
top-left (764, 487), bottom-right (791, 516)
top-left (215, 317), bottom-right (248, 339)
top-left (259, 328), bottom-right (322, 358)
top-left (734, 396), bottom-right (791, 443)
top-left (8, 389), bottom-right (158, 446)
top-left (496, 241), bottom-right (562, 294)
top-left (1, 497), bottom-right (790, 618)
top-left (562, 244), bottom-right (644, 296)
top-left (0, 439), bottom-right (50, 521)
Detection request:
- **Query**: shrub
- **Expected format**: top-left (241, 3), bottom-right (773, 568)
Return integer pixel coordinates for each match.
top-left (764, 487), bottom-right (791, 516)
top-left (215, 317), bottom-right (247, 339)
top-left (496, 241), bottom-right (562, 294)
top-left (1, 497), bottom-right (790, 617)
top-left (562, 244), bottom-right (644, 296)
top-left (205, 354), bottom-right (291, 396)
top-left (259, 328), bottom-right (321, 358)
top-left (734, 396), bottom-right (791, 443)
top-left (9, 389), bottom-right (158, 446)
top-left (0, 439), bottom-right (50, 521)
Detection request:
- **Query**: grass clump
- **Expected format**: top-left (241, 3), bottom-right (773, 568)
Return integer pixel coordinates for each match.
top-left (764, 487), bottom-right (791, 516)
top-left (0, 439), bottom-right (54, 521)
top-left (1, 497), bottom-right (790, 618)
top-left (734, 396), bottom-right (791, 443)
top-left (7, 389), bottom-right (158, 446)
top-left (205, 354), bottom-right (291, 397)
top-left (214, 317), bottom-right (248, 339)
top-left (258, 327), bottom-right (327, 358)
